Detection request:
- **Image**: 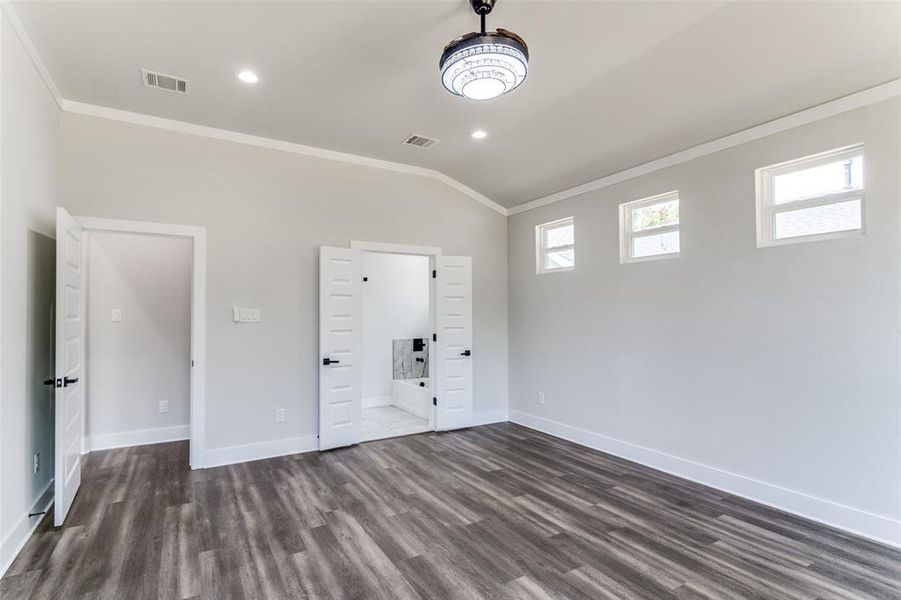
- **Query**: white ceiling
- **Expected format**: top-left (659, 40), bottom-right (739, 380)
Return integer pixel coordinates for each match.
top-left (13, 1), bottom-right (901, 208)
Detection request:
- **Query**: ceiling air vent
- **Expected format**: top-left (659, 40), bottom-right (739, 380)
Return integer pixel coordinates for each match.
top-left (402, 134), bottom-right (439, 149)
top-left (141, 69), bottom-right (189, 95)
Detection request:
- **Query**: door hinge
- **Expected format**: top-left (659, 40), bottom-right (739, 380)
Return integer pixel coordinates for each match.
top-left (432, 269), bottom-right (437, 279)
top-left (191, 359), bottom-right (194, 367)
top-left (432, 333), bottom-right (437, 342)
top-left (433, 397), bottom-right (437, 406)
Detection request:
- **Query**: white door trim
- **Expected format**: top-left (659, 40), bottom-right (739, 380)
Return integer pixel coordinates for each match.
top-left (321, 241), bottom-right (445, 443)
top-left (74, 216), bottom-right (207, 469)
top-left (350, 240), bottom-right (443, 257)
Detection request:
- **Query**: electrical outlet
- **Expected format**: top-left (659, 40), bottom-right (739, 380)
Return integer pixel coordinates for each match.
top-left (159, 400), bottom-right (169, 413)
top-left (33, 452), bottom-right (40, 475)
top-left (275, 408), bottom-right (286, 423)
top-left (537, 391), bottom-right (545, 406)
top-left (111, 307), bottom-right (122, 322)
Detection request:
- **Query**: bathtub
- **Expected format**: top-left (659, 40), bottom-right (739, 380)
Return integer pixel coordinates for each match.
top-left (392, 378), bottom-right (430, 420)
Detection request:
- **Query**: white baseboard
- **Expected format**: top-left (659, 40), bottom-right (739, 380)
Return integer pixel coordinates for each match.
top-left (475, 409), bottom-right (509, 426)
top-left (362, 396), bottom-right (393, 409)
top-left (84, 424), bottom-right (190, 452)
top-left (509, 410), bottom-right (901, 549)
top-left (0, 479), bottom-right (53, 579)
top-left (204, 435), bottom-right (319, 468)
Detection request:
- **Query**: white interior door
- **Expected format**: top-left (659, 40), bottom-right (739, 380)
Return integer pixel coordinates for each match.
top-left (433, 255), bottom-right (473, 430)
top-left (319, 247), bottom-right (362, 450)
top-left (54, 207), bottom-right (85, 526)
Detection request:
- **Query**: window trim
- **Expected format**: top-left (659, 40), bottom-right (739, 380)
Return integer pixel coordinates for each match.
top-left (755, 143), bottom-right (865, 248)
top-left (535, 216), bottom-right (575, 274)
top-left (619, 191), bottom-right (681, 264)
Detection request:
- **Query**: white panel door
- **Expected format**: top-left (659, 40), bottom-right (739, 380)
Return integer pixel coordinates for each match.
top-left (433, 255), bottom-right (473, 430)
top-left (319, 247), bottom-right (362, 450)
top-left (54, 207), bottom-right (85, 526)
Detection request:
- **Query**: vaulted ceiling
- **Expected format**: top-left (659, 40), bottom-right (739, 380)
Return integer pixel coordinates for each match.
top-left (13, 1), bottom-right (901, 208)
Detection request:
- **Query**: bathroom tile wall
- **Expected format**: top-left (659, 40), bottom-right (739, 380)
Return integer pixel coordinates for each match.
top-left (393, 338), bottom-right (429, 379)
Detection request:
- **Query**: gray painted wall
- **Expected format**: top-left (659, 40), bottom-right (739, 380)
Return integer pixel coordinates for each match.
top-left (507, 99), bottom-right (900, 542)
top-left (85, 232), bottom-right (192, 443)
top-left (58, 112), bottom-right (510, 452)
top-left (0, 13), bottom-right (59, 573)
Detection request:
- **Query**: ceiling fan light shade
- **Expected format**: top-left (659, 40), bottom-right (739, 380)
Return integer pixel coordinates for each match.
top-left (439, 30), bottom-right (528, 100)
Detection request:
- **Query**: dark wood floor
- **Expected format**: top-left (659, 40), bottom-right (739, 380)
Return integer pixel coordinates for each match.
top-left (3, 423), bottom-right (900, 600)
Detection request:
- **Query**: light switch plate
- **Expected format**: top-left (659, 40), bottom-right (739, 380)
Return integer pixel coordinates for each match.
top-left (537, 391), bottom-right (545, 406)
top-left (233, 306), bottom-right (261, 323)
top-left (159, 400), bottom-right (169, 413)
top-left (111, 308), bottom-right (122, 322)
top-left (241, 307), bottom-right (261, 322)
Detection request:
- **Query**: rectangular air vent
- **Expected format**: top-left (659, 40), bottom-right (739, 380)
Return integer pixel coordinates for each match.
top-left (402, 134), bottom-right (439, 149)
top-left (141, 69), bottom-right (189, 95)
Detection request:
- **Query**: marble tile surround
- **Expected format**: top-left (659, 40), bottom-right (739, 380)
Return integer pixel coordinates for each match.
top-left (392, 338), bottom-right (429, 379)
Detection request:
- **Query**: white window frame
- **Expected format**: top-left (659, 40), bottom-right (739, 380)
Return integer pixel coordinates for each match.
top-left (619, 191), bottom-right (680, 264)
top-left (535, 216), bottom-right (575, 274)
top-left (755, 143), bottom-right (865, 248)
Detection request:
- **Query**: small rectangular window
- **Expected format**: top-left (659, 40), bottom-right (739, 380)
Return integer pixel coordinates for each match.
top-left (756, 144), bottom-right (864, 247)
top-left (620, 191), bottom-right (680, 263)
top-left (536, 217), bottom-right (574, 274)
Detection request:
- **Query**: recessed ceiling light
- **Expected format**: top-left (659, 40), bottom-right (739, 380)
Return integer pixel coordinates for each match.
top-left (471, 130), bottom-right (488, 140)
top-left (237, 70), bottom-right (259, 84)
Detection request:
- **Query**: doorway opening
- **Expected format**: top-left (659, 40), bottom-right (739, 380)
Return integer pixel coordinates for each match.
top-left (54, 209), bottom-right (206, 526)
top-left (360, 251), bottom-right (433, 441)
top-left (319, 241), bottom-right (473, 451)
top-left (84, 231), bottom-right (192, 452)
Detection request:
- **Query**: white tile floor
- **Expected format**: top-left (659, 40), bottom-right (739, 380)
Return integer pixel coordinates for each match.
top-left (361, 405), bottom-right (429, 442)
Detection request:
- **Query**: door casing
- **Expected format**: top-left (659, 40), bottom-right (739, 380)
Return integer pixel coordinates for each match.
top-left (318, 240), bottom-right (468, 449)
top-left (69, 216), bottom-right (207, 470)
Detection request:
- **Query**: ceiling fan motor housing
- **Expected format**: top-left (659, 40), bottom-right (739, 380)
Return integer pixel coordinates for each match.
top-left (471, 0), bottom-right (497, 15)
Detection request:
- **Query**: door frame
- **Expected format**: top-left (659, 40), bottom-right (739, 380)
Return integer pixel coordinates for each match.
top-left (349, 240), bottom-right (442, 433)
top-left (75, 216), bottom-right (207, 469)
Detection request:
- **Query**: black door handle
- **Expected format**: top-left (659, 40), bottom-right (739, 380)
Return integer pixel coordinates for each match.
top-left (64, 376), bottom-right (79, 387)
top-left (323, 358), bottom-right (340, 366)
top-left (43, 378), bottom-right (55, 386)
top-left (460, 350), bottom-right (471, 357)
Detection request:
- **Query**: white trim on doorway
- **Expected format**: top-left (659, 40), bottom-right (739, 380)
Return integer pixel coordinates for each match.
top-left (350, 240), bottom-right (443, 256)
top-left (75, 216), bottom-right (207, 469)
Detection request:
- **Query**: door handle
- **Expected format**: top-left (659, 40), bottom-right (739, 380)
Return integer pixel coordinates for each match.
top-left (460, 350), bottom-right (471, 357)
top-left (63, 376), bottom-right (79, 387)
top-left (43, 378), bottom-right (55, 386)
top-left (323, 358), bottom-right (340, 366)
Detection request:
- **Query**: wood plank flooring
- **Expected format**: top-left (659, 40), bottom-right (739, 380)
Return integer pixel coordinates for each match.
top-left (3, 422), bottom-right (900, 599)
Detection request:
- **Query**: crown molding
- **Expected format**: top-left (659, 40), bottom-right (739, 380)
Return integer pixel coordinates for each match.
top-left (2, 0), bottom-right (506, 216)
top-left (507, 78), bottom-right (901, 216)
top-left (6, 0), bottom-right (897, 220)
top-left (0, 0), bottom-right (63, 108)
top-left (61, 100), bottom-right (508, 216)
